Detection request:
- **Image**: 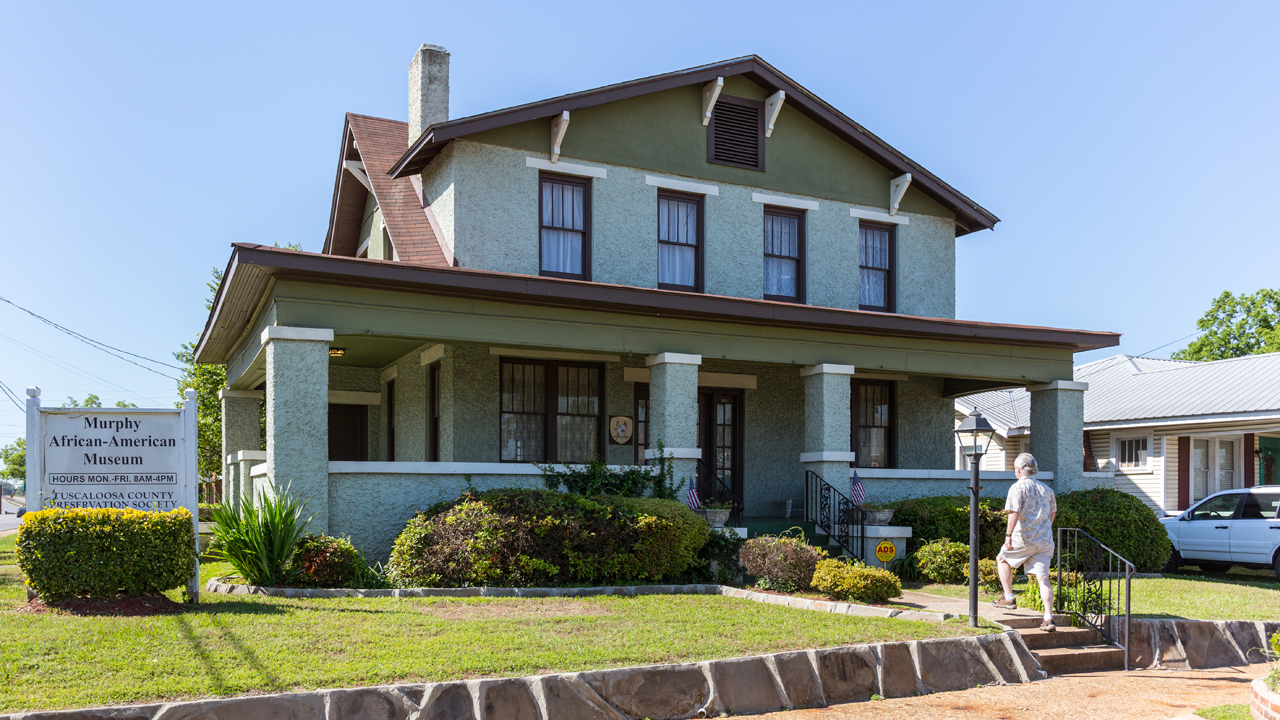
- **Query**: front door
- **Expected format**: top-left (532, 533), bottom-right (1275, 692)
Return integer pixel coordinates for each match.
top-left (698, 389), bottom-right (743, 506)
top-left (1260, 437), bottom-right (1280, 485)
top-left (1178, 492), bottom-right (1242, 562)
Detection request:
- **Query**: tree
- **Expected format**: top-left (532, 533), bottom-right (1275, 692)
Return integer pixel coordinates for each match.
top-left (1172, 289), bottom-right (1280, 361)
top-left (176, 267), bottom-right (228, 480)
top-left (61, 394), bottom-right (136, 408)
top-left (0, 438), bottom-right (24, 491)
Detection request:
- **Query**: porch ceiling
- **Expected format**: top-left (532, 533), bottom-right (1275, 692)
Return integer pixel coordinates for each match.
top-left (329, 335), bottom-right (429, 368)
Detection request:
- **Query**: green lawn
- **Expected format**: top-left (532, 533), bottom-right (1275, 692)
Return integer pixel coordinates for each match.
top-left (1195, 704), bottom-right (1251, 720)
top-left (0, 561), bottom-right (994, 713)
top-left (907, 569), bottom-right (1280, 622)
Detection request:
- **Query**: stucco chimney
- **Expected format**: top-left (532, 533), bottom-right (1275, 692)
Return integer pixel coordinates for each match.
top-left (408, 44), bottom-right (450, 146)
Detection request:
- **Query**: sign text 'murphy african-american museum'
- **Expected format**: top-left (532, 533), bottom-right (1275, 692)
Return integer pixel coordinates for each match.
top-left (42, 412), bottom-right (183, 510)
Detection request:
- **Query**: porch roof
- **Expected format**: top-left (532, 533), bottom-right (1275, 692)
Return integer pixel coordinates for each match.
top-left (196, 244), bottom-right (1119, 365)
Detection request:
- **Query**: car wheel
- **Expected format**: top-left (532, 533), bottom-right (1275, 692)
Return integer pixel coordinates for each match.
top-left (1273, 551), bottom-right (1280, 583)
top-left (1160, 549), bottom-right (1181, 574)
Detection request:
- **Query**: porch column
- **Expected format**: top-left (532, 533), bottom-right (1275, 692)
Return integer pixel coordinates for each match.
top-left (220, 389), bottom-right (262, 512)
top-left (644, 353), bottom-right (701, 495)
top-left (800, 364), bottom-right (857, 496)
top-left (263, 326), bottom-right (333, 533)
top-left (1028, 380), bottom-right (1089, 493)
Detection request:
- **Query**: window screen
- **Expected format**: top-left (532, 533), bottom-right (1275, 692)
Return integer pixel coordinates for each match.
top-left (540, 175), bottom-right (588, 279)
top-left (859, 225), bottom-right (893, 311)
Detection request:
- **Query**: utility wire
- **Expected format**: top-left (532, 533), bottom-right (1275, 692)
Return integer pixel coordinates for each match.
top-left (0, 295), bottom-right (182, 377)
top-left (1137, 329), bottom-right (1206, 358)
top-left (0, 380), bottom-right (22, 413)
top-left (0, 332), bottom-right (157, 406)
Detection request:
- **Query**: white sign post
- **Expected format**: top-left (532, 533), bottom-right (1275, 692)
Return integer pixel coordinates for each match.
top-left (25, 387), bottom-right (201, 602)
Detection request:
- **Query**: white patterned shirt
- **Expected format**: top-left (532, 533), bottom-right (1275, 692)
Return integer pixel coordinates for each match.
top-left (1006, 477), bottom-right (1057, 549)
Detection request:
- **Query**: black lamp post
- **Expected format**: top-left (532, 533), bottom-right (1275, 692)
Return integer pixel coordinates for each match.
top-left (955, 408), bottom-right (996, 628)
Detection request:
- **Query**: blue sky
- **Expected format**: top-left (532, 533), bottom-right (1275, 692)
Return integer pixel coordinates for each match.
top-left (1, 1), bottom-right (1277, 443)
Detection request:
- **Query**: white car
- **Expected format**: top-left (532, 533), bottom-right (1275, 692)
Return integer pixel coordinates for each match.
top-left (1160, 487), bottom-right (1280, 580)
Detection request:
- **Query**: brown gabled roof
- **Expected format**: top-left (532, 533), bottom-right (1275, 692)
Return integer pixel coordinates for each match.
top-left (323, 114), bottom-right (450, 267)
top-left (194, 244), bottom-right (1120, 364)
top-left (389, 55), bottom-right (1000, 236)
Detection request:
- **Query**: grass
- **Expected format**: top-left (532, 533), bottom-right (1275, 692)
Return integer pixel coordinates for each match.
top-left (1194, 704), bottom-right (1251, 719)
top-left (904, 567), bottom-right (1280, 621)
top-left (0, 560), bottom-right (995, 713)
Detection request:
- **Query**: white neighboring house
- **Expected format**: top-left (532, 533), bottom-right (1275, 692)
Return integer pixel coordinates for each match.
top-left (955, 352), bottom-right (1280, 515)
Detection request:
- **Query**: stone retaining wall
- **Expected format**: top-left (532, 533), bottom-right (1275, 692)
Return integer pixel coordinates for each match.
top-left (1109, 618), bottom-right (1279, 669)
top-left (1252, 677), bottom-right (1280, 720)
top-left (205, 579), bottom-right (955, 623)
top-left (2, 632), bottom-right (1042, 720)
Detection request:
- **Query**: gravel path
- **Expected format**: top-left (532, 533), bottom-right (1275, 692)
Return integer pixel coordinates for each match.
top-left (759, 665), bottom-right (1269, 719)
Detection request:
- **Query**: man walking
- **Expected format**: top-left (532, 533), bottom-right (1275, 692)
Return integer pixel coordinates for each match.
top-left (992, 453), bottom-right (1058, 631)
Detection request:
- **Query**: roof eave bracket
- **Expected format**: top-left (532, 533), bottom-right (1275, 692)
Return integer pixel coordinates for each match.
top-left (889, 173), bottom-right (912, 216)
top-left (343, 160), bottom-right (374, 194)
top-left (764, 90), bottom-right (785, 138)
top-left (702, 77), bottom-right (724, 126)
top-left (550, 111), bottom-right (570, 163)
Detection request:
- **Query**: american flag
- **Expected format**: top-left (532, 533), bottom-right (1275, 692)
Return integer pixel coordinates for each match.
top-left (849, 469), bottom-right (866, 506)
top-left (686, 482), bottom-right (701, 510)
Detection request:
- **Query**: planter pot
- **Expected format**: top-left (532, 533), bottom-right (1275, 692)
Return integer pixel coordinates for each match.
top-left (863, 509), bottom-right (895, 526)
top-left (703, 508), bottom-right (732, 528)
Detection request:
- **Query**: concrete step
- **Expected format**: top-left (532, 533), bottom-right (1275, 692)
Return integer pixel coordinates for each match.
top-left (1000, 614), bottom-right (1073, 629)
top-left (1017, 626), bottom-right (1102, 650)
top-left (1033, 645), bottom-right (1125, 675)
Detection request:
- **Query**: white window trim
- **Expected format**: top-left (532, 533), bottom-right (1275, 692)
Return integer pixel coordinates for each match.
top-left (645, 175), bottom-right (719, 196)
top-left (1187, 434), bottom-right (1247, 501)
top-left (752, 192), bottom-right (819, 211)
top-left (525, 157), bottom-right (607, 179)
top-left (1113, 431), bottom-right (1154, 473)
top-left (849, 207), bottom-right (909, 225)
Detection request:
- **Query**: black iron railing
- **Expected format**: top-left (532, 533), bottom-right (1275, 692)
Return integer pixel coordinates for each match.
top-left (803, 470), bottom-right (867, 560)
top-left (696, 459), bottom-right (743, 527)
top-left (1055, 527), bottom-right (1135, 671)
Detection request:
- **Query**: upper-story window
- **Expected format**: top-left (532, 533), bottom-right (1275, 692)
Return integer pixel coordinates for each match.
top-left (764, 207), bottom-right (804, 302)
top-left (540, 173), bottom-right (590, 280)
top-left (657, 192), bottom-right (702, 292)
top-left (858, 223), bottom-right (895, 312)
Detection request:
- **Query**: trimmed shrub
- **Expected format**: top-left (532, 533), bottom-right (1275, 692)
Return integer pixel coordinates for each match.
top-left (386, 489), bottom-right (708, 588)
top-left (811, 558), bottom-right (902, 603)
top-left (540, 456), bottom-right (680, 500)
top-left (975, 557), bottom-right (1000, 591)
top-left (886, 495), bottom-right (1008, 558)
top-left (738, 533), bottom-right (827, 592)
top-left (699, 530), bottom-right (746, 585)
top-left (17, 507), bottom-right (196, 601)
top-left (209, 490), bottom-right (310, 586)
top-left (290, 534), bottom-right (384, 589)
top-left (1054, 488), bottom-right (1172, 573)
top-left (915, 538), bottom-right (970, 584)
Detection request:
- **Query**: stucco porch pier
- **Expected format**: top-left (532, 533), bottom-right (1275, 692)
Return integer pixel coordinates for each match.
top-left (200, 246), bottom-right (1116, 560)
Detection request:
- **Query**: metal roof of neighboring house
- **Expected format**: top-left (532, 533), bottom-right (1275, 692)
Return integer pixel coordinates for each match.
top-left (955, 352), bottom-right (1280, 431)
top-left (388, 55), bottom-right (999, 236)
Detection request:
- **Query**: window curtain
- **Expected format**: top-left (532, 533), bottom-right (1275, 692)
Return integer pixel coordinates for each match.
top-left (658, 197), bottom-right (697, 286)
top-left (859, 226), bottom-right (890, 308)
top-left (764, 213), bottom-right (798, 298)
top-left (500, 363), bottom-right (545, 462)
top-left (541, 181), bottom-right (585, 275)
top-left (556, 366), bottom-right (599, 463)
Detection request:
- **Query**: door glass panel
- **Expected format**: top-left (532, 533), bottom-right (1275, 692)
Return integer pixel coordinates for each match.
top-left (1217, 440), bottom-right (1235, 492)
top-left (1189, 493), bottom-right (1240, 521)
top-left (1192, 439), bottom-right (1210, 502)
top-left (715, 397), bottom-right (734, 480)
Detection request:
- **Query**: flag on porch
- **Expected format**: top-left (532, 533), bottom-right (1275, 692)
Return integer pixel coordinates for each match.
top-left (686, 482), bottom-right (701, 510)
top-left (850, 469), bottom-right (866, 507)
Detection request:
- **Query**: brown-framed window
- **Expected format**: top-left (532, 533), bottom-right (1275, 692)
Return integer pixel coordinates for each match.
top-left (852, 380), bottom-right (895, 469)
top-left (657, 191), bottom-right (703, 291)
top-left (428, 362), bottom-right (441, 462)
top-left (763, 207), bottom-right (804, 302)
top-left (385, 378), bottom-right (396, 462)
top-left (859, 223), bottom-right (895, 312)
top-left (328, 404), bottom-right (369, 461)
top-left (500, 359), bottom-right (604, 463)
top-left (634, 383), bottom-right (649, 465)
top-left (707, 95), bottom-right (765, 171)
top-left (539, 173), bottom-right (590, 280)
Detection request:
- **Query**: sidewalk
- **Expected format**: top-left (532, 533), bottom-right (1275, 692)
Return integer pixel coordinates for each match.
top-left (759, 664), bottom-right (1268, 719)
top-left (895, 590), bottom-right (1045, 625)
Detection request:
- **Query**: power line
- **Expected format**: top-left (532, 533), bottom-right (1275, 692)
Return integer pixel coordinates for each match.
top-left (0, 295), bottom-right (182, 378)
top-left (0, 332), bottom-right (157, 406)
top-left (0, 380), bottom-right (22, 413)
top-left (1137, 329), bottom-right (1206, 358)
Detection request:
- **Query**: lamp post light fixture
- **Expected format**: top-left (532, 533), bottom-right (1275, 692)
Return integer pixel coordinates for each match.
top-left (955, 408), bottom-right (997, 627)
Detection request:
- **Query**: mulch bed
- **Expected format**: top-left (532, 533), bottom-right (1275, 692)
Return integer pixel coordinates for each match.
top-left (19, 594), bottom-right (186, 617)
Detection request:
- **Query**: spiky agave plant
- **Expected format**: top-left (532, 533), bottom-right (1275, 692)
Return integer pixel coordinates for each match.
top-left (209, 485), bottom-right (312, 586)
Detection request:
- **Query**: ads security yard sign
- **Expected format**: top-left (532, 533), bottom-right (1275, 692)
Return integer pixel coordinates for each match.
top-left (25, 386), bottom-right (201, 601)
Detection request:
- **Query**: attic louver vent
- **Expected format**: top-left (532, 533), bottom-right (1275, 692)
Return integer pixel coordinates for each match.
top-left (708, 96), bottom-right (764, 171)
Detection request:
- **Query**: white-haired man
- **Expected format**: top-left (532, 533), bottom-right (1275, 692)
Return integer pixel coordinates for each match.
top-left (992, 452), bottom-right (1058, 631)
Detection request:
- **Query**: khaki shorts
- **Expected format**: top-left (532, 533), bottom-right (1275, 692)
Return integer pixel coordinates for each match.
top-left (997, 542), bottom-right (1055, 577)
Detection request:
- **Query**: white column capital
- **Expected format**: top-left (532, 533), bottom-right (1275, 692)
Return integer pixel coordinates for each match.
top-left (646, 352), bottom-right (702, 367)
top-left (800, 451), bottom-right (857, 462)
top-left (219, 389), bottom-right (264, 400)
top-left (643, 447), bottom-right (702, 460)
top-left (260, 326), bottom-right (335, 344)
top-left (800, 363), bottom-right (857, 377)
top-left (1027, 380), bottom-right (1089, 392)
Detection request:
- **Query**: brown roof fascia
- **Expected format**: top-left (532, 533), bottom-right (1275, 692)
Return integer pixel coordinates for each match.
top-left (388, 56), bottom-right (998, 235)
top-left (322, 118), bottom-right (362, 256)
top-left (198, 244), bottom-right (1119, 362)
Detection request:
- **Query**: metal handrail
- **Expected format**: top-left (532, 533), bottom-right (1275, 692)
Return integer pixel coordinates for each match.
top-left (1055, 527), bottom-right (1135, 671)
top-left (803, 470), bottom-right (867, 560)
top-left (696, 459), bottom-right (743, 527)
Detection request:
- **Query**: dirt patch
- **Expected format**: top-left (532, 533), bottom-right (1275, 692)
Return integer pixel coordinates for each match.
top-left (420, 598), bottom-right (614, 621)
top-left (19, 594), bottom-right (186, 617)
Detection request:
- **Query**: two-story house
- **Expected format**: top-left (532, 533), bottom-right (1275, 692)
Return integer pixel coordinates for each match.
top-left (196, 45), bottom-right (1120, 559)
